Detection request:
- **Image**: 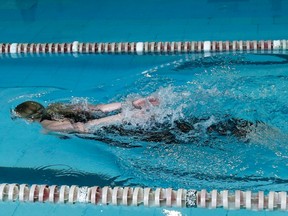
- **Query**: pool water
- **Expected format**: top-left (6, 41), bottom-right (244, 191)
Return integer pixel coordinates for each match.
top-left (1, 52), bottom-right (288, 194)
top-left (1, 0), bottom-right (288, 215)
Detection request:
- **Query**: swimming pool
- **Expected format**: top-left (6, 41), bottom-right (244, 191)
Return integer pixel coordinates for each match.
top-left (2, 47), bottom-right (288, 213)
top-left (1, 0), bottom-right (288, 215)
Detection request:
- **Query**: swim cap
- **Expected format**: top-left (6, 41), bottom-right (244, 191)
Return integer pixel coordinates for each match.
top-left (14, 101), bottom-right (45, 120)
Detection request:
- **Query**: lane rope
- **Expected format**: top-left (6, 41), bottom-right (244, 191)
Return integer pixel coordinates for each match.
top-left (0, 183), bottom-right (287, 210)
top-left (0, 40), bottom-right (287, 57)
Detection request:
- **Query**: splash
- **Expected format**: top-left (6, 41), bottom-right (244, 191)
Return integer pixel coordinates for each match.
top-left (70, 97), bottom-right (90, 111)
top-left (120, 86), bottom-right (188, 130)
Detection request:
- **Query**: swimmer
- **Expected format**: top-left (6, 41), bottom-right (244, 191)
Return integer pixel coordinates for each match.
top-left (12, 97), bottom-right (256, 145)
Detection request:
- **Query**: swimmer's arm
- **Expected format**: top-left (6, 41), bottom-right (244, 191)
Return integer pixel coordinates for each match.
top-left (40, 119), bottom-right (87, 133)
top-left (87, 95), bottom-right (159, 113)
top-left (89, 102), bottom-right (122, 113)
top-left (88, 96), bottom-right (159, 112)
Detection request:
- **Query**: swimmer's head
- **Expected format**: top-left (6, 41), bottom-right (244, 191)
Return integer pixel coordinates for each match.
top-left (13, 101), bottom-right (45, 121)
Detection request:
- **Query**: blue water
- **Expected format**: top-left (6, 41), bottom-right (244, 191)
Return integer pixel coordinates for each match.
top-left (1, 52), bottom-right (288, 215)
top-left (1, 0), bottom-right (288, 43)
top-left (1, 0), bottom-right (288, 215)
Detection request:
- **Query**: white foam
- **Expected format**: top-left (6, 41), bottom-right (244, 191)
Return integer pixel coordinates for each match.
top-left (70, 97), bottom-right (89, 111)
top-left (120, 86), bottom-right (186, 130)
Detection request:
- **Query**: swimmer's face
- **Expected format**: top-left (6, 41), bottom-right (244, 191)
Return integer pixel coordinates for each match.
top-left (13, 101), bottom-right (45, 121)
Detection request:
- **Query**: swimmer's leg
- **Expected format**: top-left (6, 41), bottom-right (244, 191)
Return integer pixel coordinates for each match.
top-left (102, 125), bottom-right (179, 144)
top-left (207, 118), bottom-right (254, 138)
top-left (142, 131), bottom-right (179, 144)
top-left (174, 117), bottom-right (202, 133)
top-left (174, 120), bottom-right (194, 133)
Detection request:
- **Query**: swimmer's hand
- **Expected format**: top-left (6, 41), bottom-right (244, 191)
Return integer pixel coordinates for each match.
top-left (132, 97), bottom-right (159, 109)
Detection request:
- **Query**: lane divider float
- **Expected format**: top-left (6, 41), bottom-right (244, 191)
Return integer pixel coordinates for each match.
top-left (0, 40), bottom-right (287, 57)
top-left (0, 183), bottom-right (288, 211)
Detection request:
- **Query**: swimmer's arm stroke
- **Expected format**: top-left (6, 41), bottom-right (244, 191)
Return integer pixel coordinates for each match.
top-left (88, 96), bottom-right (159, 113)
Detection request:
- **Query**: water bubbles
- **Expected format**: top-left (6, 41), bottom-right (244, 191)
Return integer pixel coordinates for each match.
top-left (71, 97), bottom-right (89, 104)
